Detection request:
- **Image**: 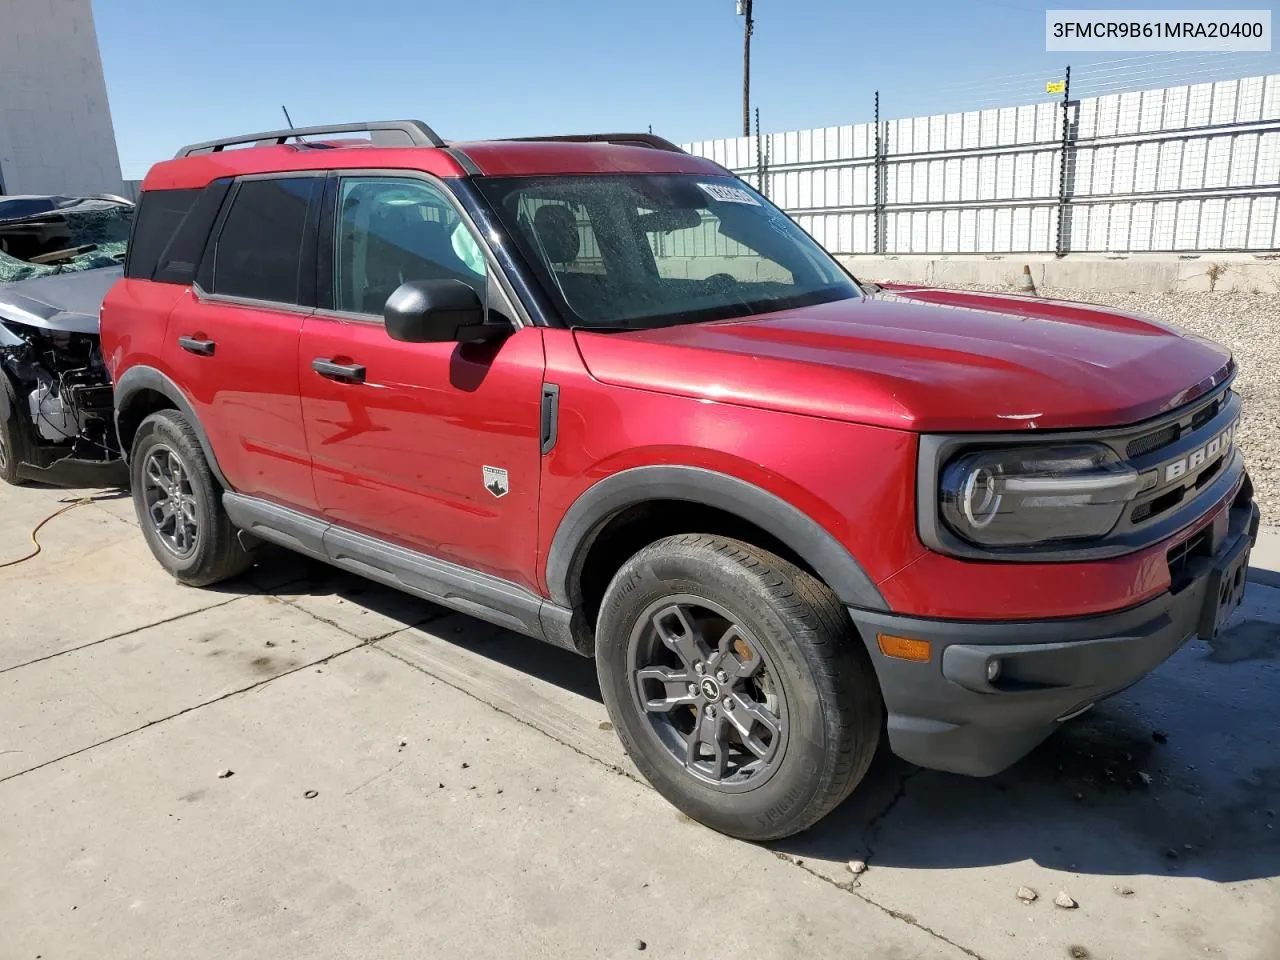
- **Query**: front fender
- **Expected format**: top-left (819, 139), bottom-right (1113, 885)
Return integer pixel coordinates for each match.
top-left (545, 464), bottom-right (888, 612)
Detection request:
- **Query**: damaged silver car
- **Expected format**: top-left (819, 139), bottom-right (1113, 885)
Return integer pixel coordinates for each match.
top-left (0, 194), bottom-right (133, 486)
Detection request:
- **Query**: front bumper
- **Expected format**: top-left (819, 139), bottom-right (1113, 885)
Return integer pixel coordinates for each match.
top-left (849, 491), bottom-right (1260, 777)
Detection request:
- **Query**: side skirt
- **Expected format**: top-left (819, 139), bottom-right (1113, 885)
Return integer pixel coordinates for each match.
top-left (222, 492), bottom-right (590, 656)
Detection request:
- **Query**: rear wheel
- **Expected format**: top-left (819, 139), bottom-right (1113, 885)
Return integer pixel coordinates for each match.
top-left (596, 534), bottom-right (883, 841)
top-left (130, 409), bottom-right (253, 586)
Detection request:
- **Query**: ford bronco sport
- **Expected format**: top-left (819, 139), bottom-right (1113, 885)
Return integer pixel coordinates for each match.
top-left (102, 120), bottom-right (1259, 841)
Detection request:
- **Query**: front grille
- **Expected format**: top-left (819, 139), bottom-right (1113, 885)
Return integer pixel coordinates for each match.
top-left (1130, 450), bottom-right (1226, 525)
top-left (1132, 484), bottom-right (1186, 524)
top-left (1127, 422), bottom-right (1181, 458)
top-left (1126, 391), bottom-right (1226, 460)
top-left (1120, 383), bottom-right (1236, 535)
top-left (1195, 455), bottom-right (1224, 490)
top-left (1191, 396), bottom-right (1222, 431)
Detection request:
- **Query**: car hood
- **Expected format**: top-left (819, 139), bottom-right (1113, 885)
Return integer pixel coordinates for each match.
top-left (571, 288), bottom-right (1233, 432)
top-left (0, 266), bottom-right (122, 335)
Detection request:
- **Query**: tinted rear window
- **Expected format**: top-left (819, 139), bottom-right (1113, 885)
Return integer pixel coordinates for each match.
top-left (211, 177), bottom-right (319, 304)
top-left (125, 189), bottom-right (200, 279)
top-left (151, 178), bottom-right (230, 285)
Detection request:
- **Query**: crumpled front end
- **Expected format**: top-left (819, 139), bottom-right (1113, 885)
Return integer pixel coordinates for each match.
top-left (0, 269), bottom-right (127, 487)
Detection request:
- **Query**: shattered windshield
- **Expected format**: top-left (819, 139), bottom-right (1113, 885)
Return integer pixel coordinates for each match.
top-left (473, 174), bottom-right (859, 330)
top-left (0, 197), bottom-right (133, 283)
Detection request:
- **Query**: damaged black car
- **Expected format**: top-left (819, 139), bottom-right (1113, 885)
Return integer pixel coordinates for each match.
top-left (0, 194), bottom-right (133, 486)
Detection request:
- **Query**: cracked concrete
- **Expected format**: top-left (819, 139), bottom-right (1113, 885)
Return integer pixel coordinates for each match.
top-left (2, 479), bottom-right (1278, 960)
top-left (859, 766), bottom-right (924, 863)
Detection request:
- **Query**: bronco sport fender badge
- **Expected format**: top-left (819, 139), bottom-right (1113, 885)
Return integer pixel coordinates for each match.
top-left (483, 465), bottom-right (509, 499)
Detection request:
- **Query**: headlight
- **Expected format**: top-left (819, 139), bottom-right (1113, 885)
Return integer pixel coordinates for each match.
top-left (939, 444), bottom-right (1141, 547)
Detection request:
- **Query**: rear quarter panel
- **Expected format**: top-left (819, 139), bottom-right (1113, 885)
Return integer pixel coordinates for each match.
top-left (101, 277), bottom-right (188, 386)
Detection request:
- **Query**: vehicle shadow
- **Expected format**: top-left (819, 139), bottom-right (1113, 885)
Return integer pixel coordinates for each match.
top-left (18, 479), bottom-right (130, 500)
top-left (244, 549), bottom-right (604, 702)
top-left (776, 637), bottom-right (1280, 884)
top-left (240, 550), bottom-right (1280, 885)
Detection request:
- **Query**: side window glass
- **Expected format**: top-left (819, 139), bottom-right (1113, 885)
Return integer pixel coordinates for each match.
top-left (334, 177), bottom-right (486, 316)
top-left (211, 177), bottom-right (318, 304)
top-left (125, 188), bottom-right (199, 280)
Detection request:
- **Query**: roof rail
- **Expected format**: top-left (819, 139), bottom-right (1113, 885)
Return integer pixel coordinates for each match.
top-left (500, 133), bottom-right (687, 153)
top-left (174, 120), bottom-right (444, 158)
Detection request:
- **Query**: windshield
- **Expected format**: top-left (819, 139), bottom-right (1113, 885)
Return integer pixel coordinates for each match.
top-left (473, 174), bottom-right (859, 330)
top-left (0, 198), bottom-right (133, 283)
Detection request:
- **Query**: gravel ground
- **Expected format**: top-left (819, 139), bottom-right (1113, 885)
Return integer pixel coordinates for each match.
top-left (933, 285), bottom-right (1280, 525)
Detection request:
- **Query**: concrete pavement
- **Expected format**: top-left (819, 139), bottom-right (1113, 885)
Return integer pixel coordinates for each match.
top-left (1252, 523), bottom-right (1280, 588)
top-left (1, 480), bottom-right (1277, 960)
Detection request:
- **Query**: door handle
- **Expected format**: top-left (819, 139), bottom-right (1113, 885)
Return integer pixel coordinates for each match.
top-left (178, 336), bottom-right (216, 356)
top-left (311, 357), bottom-right (367, 383)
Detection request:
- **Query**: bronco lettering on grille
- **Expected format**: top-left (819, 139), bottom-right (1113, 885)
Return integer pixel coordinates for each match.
top-left (1164, 423), bottom-right (1234, 483)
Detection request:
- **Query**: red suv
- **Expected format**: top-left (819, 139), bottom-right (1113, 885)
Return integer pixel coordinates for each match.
top-left (102, 120), bottom-right (1258, 840)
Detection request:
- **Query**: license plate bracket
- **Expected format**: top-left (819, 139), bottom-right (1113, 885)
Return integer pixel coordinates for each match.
top-left (1197, 533), bottom-right (1251, 639)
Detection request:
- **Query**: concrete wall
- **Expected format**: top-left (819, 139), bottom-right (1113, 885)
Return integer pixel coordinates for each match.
top-left (0, 0), bottom-right (123, 196)
top-left (839, 252), bottom-right (1280, 293)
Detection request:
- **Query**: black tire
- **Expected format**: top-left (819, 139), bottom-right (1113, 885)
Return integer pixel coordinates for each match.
top-left (129, 409), bottom-right (253, 586)
top-left (596, 534), bottom-right (883, 841)
top-left (0, 373), bottom-right (33, 486)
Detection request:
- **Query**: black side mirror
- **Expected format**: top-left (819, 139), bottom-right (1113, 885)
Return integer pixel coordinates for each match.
top-left (384, 279), bottom-right (492, 343)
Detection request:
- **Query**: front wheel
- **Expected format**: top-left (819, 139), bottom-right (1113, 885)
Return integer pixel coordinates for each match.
top-left (595, 534), bottom-right (883, 841)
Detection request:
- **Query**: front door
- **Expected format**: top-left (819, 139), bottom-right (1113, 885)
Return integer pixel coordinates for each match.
top-left (298, 174), bottom-right (546, 591)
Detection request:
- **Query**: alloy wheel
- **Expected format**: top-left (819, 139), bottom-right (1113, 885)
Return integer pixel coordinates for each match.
top-left (627, 594), bottom-right (788, 793)
top-left (141, 444), bottom-right (200, 558)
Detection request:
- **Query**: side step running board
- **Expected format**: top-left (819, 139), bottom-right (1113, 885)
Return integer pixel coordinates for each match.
top-left (222, 493), bottom-right (588, 655)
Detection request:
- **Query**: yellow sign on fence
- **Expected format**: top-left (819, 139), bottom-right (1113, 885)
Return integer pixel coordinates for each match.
top-left (1046, 80), bottom-right (1066, 94)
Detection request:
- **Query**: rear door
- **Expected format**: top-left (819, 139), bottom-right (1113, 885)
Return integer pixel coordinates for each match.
top-left (298, 173), bottom-right (546, 590)
top-left (165, 174), bottom-right (323, 510)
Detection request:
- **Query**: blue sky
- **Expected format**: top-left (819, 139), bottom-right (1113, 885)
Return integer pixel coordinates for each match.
top-left (93, 0), bottom-right (1280, 180)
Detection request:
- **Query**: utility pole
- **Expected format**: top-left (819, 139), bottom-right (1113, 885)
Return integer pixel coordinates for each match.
top-left (737, 0), bottom-right (754, 136)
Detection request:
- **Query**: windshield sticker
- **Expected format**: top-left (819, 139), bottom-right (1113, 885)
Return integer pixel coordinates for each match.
top-left (696, 182), bottom-right (761, 206)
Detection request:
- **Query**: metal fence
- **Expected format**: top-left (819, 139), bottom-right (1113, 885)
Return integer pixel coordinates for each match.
top-left (683, 73), bottom-right (1280, 255)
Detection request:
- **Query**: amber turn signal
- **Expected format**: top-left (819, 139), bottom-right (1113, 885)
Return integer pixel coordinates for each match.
top-left (877, 633), bottom-right (932, 662)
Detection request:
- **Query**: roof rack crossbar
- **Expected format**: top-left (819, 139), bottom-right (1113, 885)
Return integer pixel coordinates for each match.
top-left (174, 120), bottom-right (444, 158)
top-left (500, 133), bottom-right (687, 154)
